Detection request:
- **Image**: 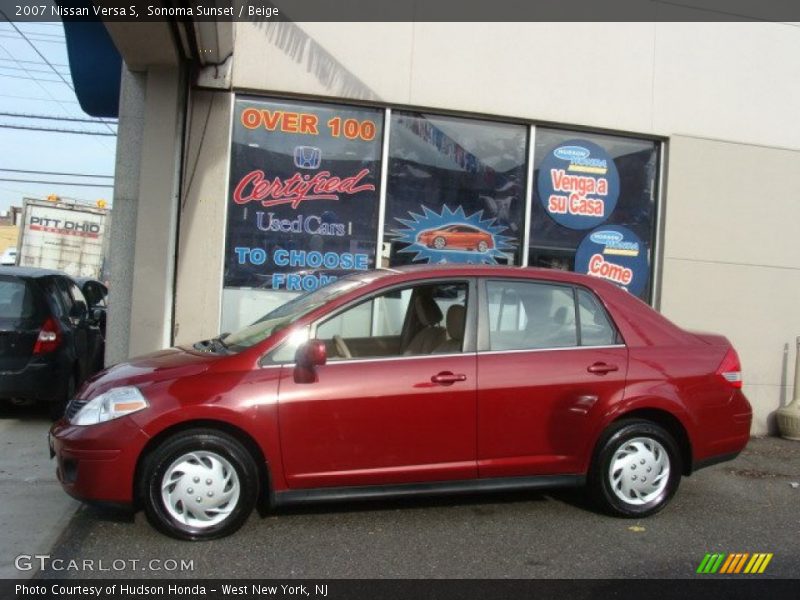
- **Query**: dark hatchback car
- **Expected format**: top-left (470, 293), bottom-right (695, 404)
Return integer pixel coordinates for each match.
top-left (0, 267), bottom-right (104, 418)
top-left (51, 265), bottom-right (751, 540)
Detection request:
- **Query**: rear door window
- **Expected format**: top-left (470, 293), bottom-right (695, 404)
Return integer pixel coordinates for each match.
top-left (486, 280), bottom-right (578, 351)
top-left (0, 277), bottom-right (36, 319)
top-left (576, 288), bottom-right (620, 346)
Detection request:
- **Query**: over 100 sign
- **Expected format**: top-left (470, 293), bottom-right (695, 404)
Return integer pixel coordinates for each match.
top-left (224, 97), bottom-right (383, 291)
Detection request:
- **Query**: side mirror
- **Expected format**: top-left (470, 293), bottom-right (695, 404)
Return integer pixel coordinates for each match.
top-left (295, 339), bottom-right (327, 368)
top-left (294, 340), bottom-right (326, 384)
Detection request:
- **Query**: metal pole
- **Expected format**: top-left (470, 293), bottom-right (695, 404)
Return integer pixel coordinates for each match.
top-left (794, 336), bottom-right (800, 404)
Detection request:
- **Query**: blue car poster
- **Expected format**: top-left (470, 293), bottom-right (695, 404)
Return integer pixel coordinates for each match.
top-left (390, 205), bottom-right (515, 264)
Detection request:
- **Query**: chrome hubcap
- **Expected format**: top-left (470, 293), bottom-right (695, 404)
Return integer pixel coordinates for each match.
top-left (434, 237), bottom-right (445, 248)
top-left (478, 242), bottom-right (488, 252)
top-left (608, 437), bottom-right (670, 505)
top-left (161, 451), bottom-right (240, 529)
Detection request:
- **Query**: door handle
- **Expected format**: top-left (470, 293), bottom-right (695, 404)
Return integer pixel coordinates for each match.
top-left (587, 362), bottom-right (619, 375)
top-left (431, 371), bottom-right (467, 385)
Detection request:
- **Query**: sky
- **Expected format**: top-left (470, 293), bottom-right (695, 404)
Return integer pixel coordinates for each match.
top-left (0, 19), bottom-right (117, 214)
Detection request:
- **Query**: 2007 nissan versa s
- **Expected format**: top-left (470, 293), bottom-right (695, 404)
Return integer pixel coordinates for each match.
top-left (50, 265), bottom-right (752, 540)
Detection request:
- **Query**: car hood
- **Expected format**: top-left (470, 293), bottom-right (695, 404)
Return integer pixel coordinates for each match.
top-left (77, 346), bottom-right (220, 399)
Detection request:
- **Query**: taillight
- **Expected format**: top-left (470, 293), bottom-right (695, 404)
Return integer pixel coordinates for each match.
top-left (33, 317), bottom-right (61, 354)
top-left (717, 347), bottom-right (742, 389)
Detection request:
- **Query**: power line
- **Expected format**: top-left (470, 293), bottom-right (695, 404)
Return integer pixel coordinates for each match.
top-left (0, 19), bottom-right (116, 153)
top-left (0, 124), bottom-right (116, 136)
top-left (0, 27), bottom-right (64, 39)
top-left (0, 63), bottom-right (70, 75)
top-left (0, 111), bottom-right (117, 124)
top-left (0, 178), bottom-right (113, 188)
top-left (0, 168), bottom-right (114, 179)
top-left (0, 33), bottom-right (65, 44)
top-left (0, 21), bottom-right (74, 91)
top-left (2, 21), bottom-right (116, 139)
top-left (0, 57), bottom-right (70, 68)
top-left (0, 31), bottom-right (66, 44)
top-left (0, 93), bottom-right (79, 103)
top-left (0, 72), bottom-right (63, 83)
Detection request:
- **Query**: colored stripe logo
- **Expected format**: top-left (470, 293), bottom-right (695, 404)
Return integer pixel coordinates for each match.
top-left (697, 553), bottom-right (773, 574)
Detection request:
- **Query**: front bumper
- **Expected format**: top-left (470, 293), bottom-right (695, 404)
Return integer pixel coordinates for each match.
top-left (49, 417), bottom-right (150, 505)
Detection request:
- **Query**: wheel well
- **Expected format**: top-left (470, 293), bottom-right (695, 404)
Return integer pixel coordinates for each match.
top-left (612, 409), bottom-right (693, 475)
top-left (133, 420), bottom-right (271, 512)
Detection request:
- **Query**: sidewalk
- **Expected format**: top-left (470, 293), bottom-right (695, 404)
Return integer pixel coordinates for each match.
top-left (0, 406), bottom-right (78, 579)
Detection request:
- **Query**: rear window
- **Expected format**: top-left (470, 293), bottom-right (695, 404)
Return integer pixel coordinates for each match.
top-left (0, 277), bottom-right (37, 319)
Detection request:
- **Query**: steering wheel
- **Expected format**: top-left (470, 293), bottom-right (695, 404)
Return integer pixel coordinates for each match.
top-left (333, 335), bottom-right (352, 359)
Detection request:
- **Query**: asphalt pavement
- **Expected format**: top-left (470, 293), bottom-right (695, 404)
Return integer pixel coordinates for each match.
top-left (0, 403), bottom-right (78, 579)
top-left (16, 435), bottom-right (799, 580)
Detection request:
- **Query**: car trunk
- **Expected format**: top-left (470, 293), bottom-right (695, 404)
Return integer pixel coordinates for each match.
top-left (0, 276), bottom-right (43, 371)
top-left (688, 330), bottom-right (731, 347)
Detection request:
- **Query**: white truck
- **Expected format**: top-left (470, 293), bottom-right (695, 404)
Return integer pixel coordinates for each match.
top-left (16, 198), bottom-right (110, 280)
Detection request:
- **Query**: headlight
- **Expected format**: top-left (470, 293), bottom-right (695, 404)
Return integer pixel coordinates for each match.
top-left (70, 386), bottom-right (149, 426)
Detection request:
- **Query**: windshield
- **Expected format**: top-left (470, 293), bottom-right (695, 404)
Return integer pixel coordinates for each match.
top-left (219, 276), bottom-right (369, 352)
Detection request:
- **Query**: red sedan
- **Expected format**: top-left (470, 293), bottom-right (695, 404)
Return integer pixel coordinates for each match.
top-left (50, 266), bottom-right (751, 540)
top-left (417, 224), bottom-right (494, 252)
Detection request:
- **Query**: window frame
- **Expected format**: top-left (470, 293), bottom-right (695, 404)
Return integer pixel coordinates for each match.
top-left (476, 277), bottom-right (626, 353)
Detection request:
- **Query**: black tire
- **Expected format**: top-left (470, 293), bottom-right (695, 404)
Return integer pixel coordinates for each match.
top-left (139, 429), bottom-right (258, 540)
top-left (49, 374), bottom-right (75, 421)
top-left (588, 419), bottom-right (682, 518)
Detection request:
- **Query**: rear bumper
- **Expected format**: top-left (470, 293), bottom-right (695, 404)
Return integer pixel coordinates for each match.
top-left (691, 390), bottom-right (752, 472)
top-left (0, 359), bottom-right (65, 402)
top-left (50, 417), bottom-right (150, 505)
top-left (692, 451), bottom-right (742, 472)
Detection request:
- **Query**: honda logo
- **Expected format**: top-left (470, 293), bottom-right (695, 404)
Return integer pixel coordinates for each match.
top-left (293, 146), bottom-right (322, 169)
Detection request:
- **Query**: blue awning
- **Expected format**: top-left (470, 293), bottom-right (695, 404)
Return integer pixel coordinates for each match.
top-left (58, 0), bottom-right (122, 118)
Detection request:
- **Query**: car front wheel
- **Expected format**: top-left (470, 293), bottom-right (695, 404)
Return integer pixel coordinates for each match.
top-left (139, 429), bottom-right (258, 540)
top-left (588, 419), bottom-right (681, 517)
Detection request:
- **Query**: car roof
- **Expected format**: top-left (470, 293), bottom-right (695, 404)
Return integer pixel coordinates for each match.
top-left (383, 263), bottom-right (591, 283)
top-left (0, 266), bottom-right (69, 279)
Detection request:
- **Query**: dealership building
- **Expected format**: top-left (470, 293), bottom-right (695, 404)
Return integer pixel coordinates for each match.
top-left (65, 16), bottom-right (800, 435)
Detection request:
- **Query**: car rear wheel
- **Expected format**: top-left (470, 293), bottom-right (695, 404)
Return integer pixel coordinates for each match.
top-left (433, 236), bottom-right (446, 249)
top-left (477, 241), bottom-right (489, 252)
top-left (139, 429), bottom-right (258, 540)
top-left (588, 419), bottom-right (681, 517)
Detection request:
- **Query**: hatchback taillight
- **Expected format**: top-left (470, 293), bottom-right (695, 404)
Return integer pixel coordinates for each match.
top-left (33, 316), bottom-right (61, 354)
top-left (717, 347), bottom-right (743, 389)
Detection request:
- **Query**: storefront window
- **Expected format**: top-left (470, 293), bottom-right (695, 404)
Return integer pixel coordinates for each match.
top-left (383, 111), bottom-right (528, 267)
top-left (530, 128), bottom-right (659, 300)
top-left (222, 97), bottom-right (384, 331)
